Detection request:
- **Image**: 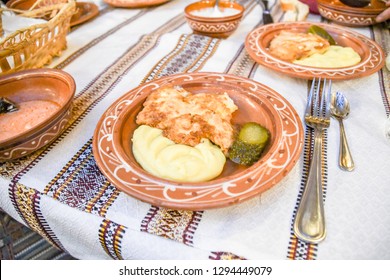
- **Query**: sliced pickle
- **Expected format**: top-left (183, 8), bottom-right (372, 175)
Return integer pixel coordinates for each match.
top-left (238, 122), bottom-right (269, 146)
top-left (228, 122), bottom-right (270, 166)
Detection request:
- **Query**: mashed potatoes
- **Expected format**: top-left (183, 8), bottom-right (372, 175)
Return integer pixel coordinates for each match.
top-left (293, 45), bottom-right (361, 68)
top-left (132, 125), bottom-right (226, 183)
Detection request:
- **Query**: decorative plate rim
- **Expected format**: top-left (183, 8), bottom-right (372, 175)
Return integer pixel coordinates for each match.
top-left (244, 22), bottom-right (385, 80)
top-left (92, 72), bottom-right (304, 210)
top-left (70, 2), bottom-right (100, 27)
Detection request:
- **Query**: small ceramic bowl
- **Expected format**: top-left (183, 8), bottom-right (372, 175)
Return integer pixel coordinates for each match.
top-left (317, 3), bottom-right (374, 26)
top-left (184, 0), bottom-right (244, 38)
top-left (317, 0), bottom-right (387, 26)
top-left (0, 69), bottom-right (76, 161)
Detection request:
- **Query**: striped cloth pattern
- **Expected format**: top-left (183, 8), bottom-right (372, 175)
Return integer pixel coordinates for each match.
top-left (0, 211), bottom-right (75, 260)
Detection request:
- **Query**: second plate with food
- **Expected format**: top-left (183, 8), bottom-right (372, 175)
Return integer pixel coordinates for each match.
top-left (245, 22), bottom-right (385, 80)
top-left (93, 72), bottom-right (304, 210)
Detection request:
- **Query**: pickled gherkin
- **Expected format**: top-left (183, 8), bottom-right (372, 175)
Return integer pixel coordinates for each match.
top-left (228, 122), bottom-right (270, 166)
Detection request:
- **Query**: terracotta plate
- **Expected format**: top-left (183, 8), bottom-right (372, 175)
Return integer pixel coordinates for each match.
top-left (103, 0), bottom-right (170, 8)
top-left (245, 22), bottom-right (385, 80)
top-left (71, 2), bottom-right (99, 27)
top-left (92, 73), bottom-right (304, 210)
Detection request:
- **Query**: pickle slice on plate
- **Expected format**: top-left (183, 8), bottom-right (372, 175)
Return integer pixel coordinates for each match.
top-left (228, 122), bottom-right (270, 166)
top-left (238, 122), bottom-right (269, 146)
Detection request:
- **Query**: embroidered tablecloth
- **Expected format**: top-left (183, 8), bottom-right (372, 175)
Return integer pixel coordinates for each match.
top-left (1, 0), bottom-right (389, 260)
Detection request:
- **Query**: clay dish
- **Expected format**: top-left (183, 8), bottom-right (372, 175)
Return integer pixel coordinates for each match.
top-left (93, 72), bottom-right (304, 210)
top-left (184, 0), bottom-right (244, 38)
top-left (0, 69), bottom-right (75, 161)
top-left (317, 0), bottom-right (387, 26)
top-left (245, 22), bottom-right (385, 80)
top-left (318, 0), bottom-right (386, 14)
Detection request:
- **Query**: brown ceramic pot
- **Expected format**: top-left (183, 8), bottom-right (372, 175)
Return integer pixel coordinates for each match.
top-left (0, 68), bottom-right (76, 161)
top-left (184, 0), bottom-right (244, 38)
top-left (317, 0), bottom-right (387, 26)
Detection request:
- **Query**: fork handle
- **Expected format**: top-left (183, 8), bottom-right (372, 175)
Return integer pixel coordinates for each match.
top-left (293, 129), bottom-right (326, 243)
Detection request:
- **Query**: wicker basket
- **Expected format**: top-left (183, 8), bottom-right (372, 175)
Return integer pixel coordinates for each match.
top-left (0, 0), bottom-right (76, 75)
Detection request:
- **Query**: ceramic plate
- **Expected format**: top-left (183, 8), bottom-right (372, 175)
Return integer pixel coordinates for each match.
top-left (245, 22), bottom-right (385, 80)
top-left (71, 2), bottom-right (99, 27)
top-left (103, 0), bottom-right (170, 8)
top-left (92, 73), bottom-right (304, 210)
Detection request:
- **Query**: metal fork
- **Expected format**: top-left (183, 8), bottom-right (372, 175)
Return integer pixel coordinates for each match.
top-left (293, 77), bottom-right (332, 244)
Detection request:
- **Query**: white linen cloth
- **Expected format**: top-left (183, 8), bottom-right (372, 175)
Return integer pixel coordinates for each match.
top-left (0, 0), bottom-right (389, 260)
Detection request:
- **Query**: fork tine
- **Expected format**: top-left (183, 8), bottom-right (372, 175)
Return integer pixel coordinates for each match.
top-left (319, 78), bottom-right (332, 119)
top-left (306, 77), bottom-right (318, 117)
top-left (319, 78), bottom-right (326, 117)
top-left (314, 77), bottom-right (322, 116)
top-left (324, 79), bottom-right (332, 119)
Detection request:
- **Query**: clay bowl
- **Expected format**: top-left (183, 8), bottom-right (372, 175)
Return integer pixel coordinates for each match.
top-left (184, 0), bottom-right (244, 38)
top-left (0, 69), bottom-right (75, 161)
top-left (317, 0), bottom-right (387, 26)
top-left (318, 0), bottom-right (386, 13)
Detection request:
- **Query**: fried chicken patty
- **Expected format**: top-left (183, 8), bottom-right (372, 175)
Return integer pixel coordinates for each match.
top-left (269, 31), bottom-right (330, 62)
top-left (136, 86), bottom-right (238, 154)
